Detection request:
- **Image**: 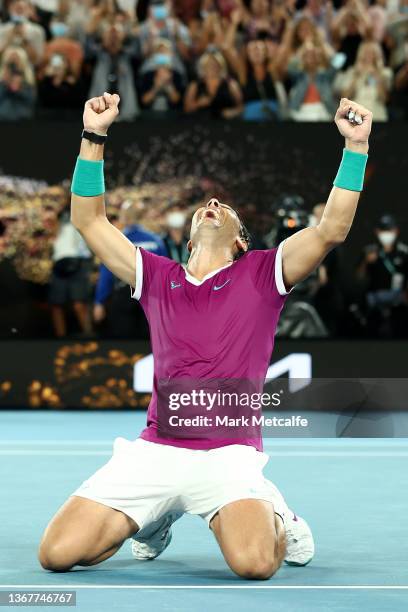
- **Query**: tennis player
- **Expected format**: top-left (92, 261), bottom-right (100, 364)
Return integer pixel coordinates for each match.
top-left (38, 93), bottom-right (372, 579)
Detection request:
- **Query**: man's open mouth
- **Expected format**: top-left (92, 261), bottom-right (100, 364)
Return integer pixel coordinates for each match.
top-left (203, 210), bottom-right (218, 220)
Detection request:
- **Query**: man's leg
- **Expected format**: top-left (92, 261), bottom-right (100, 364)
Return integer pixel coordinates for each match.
top-left (72, 301), bottom-right (92, 335)
top-left (51, 305), bottom-right (66, 338)
top-left (210, 499), bottom-right (286, 580)
top-left (38, 496), bottom-right (138, 572)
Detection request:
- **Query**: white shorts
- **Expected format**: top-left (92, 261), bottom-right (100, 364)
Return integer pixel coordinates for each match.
top-left (72, 438), bottom-right (287, 532)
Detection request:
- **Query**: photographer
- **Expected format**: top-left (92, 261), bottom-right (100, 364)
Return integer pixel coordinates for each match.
top-left (0, 46), bottom-right (35, 121)
top-left (357, 214), bottom-right (408, 337)
top-left (273, 196), bottom-right (328, 337)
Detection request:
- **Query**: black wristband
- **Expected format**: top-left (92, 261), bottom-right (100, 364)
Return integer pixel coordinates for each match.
top-left (81, 130), bottom-right (107, 145)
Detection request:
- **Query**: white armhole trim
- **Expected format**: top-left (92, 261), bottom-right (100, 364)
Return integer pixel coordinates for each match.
top-left (275, 240), bottom-right (292, 296)
top-left (131, 247), bottom-right (143, 300)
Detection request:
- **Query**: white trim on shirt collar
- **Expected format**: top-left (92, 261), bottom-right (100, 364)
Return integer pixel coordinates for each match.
top-left (184, 262), bottom-right (233, 286)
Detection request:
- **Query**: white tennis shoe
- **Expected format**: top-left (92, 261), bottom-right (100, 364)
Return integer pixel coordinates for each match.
top-left (131, 508), bottom-right (314, 566)
top-left (284, 511), bottom-right (315, 566)
top-left (131, 512), bottom-right (182, 561)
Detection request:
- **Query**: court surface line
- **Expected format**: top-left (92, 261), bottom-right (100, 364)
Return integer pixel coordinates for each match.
top-left (1, 450), bottom-right (408, 457)
top-left (1, 585), bottom-right (408, 590)
top-left (1, 440), bottom-right (407, 445)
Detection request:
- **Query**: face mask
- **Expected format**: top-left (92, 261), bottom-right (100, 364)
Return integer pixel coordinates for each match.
top-left (378, 231), bottom-right (397, 247)
top-left (166, 211), bottom-right (186, 229)
top-left (50, 22), bottom-right (68, 38)
top-left (152, 5), bottom-right (168, 20)
top-left (10, 14), bottom-right (26, 24)
top-left (154, 53), bottom-right (171, 67)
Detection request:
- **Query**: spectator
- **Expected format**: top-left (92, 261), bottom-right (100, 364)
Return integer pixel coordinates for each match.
top-left (93, 200), bottom-right (167, 338)
top-left (0, 0), bottom-right (46, 66)
top-left (31, 0), bottom-right (60, 36)
top-left (86, 0), bottom-right (133, 37)
top-left (334, 41), bottom-right (392, 121)
top-left (38, 52), bottom-right (83, 117)
top-left (0, 46), bottom-right (36, 120)
top-left (184, 49), bottom-right (243, 118)
top-left (227, 37), bottom-right (288, 120)
top-left (139, 43), bottom-right (184, 115)
top-left (278, 15), bottom-right (331, 71)
top-left (288, 41), bottom-right (336, 121)
top-left (190, 0), bottom-right (224, 58)
top-left (60, 0), bottom-right (94, 43)
top-left (302, 0), bottom-right (334, 38)
top-left (138, 0), bottom-right (192, 67)
top-left (368, 0), bottom-right (387, 44)
top-left (43, 13), bottom-right (84, 79)
top-left (393, 57), bottom-right (408, 119)
top-left (162, 203), bottom-right (189, 263)
top-left (49, 207), bottom-right (92, 338)
top-left (357, 214), bottom-right (408, 337)
top-left (86, 22), bottom-right (139, 120)
top-left (244, 0), bottom-right (277, 42)
top-left (330, 0), bottom-right (371, 70)
top-left (386, 0), bottom-right (408, 70)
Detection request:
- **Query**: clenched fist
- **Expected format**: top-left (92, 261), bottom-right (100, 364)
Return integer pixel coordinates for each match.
top-left (335, 98), bottom-right (372, 154)
top-left (83, 92), bottom-right (120, 136)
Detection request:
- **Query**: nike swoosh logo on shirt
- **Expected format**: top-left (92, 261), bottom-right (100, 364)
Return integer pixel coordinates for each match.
top-left (170, 281), bottom-right (182, 289)
top-left (213, 279), bottom-right (231, 291)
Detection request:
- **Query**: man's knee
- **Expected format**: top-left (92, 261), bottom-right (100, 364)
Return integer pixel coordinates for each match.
top-left (38, 540), bottom-right (77, 573)
top-left (228, 546), bottom-right (281, 580)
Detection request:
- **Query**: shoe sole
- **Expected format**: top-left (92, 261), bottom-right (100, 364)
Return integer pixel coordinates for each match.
top-left (284, 557), bottom-right (313, 567)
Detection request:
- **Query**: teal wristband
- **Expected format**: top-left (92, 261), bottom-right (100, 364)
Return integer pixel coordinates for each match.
top-left (333, 148), bottom-right (368, 192)
top-left (71, 157), bottom-right (105, 197)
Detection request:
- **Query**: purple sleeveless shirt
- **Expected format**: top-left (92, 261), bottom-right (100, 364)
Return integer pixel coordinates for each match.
top-left (132, 244), bottom-right (289, 451)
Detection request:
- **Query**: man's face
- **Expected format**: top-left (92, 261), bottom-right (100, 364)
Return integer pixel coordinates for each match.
top-left (190, 198), bottom-right (244, 254)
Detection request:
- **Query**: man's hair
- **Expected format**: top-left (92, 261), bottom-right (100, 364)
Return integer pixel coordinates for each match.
top-left (235, 211), bottom-right (252, 260)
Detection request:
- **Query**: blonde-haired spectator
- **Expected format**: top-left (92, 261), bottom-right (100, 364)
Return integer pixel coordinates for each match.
top-left (289, 41), bottom-right (337, 121)
top-left (184, 50), bottom-right (243, 118)
top-left (334, 41), bottom-right (393, 121)
top-left (0, 46), bottom-right (36, 120)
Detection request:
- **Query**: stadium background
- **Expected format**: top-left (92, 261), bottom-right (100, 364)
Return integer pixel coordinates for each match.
top-left (0, 122), bottom-right (407, 411)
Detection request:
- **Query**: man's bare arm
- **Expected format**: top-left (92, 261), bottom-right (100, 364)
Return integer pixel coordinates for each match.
top-left (281, 98), bottom-right (372, 289)
top-left (71, 93), bottom-right (137, 288)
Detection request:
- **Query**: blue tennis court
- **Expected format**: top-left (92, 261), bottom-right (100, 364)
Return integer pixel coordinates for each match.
top-left (1, 410), bottom-right (407, 611)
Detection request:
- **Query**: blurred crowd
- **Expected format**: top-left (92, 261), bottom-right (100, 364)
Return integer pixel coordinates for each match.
top-left (0, 0), bottom-right (407, 122)
top-left (1, 176), bottom-right (408, 339)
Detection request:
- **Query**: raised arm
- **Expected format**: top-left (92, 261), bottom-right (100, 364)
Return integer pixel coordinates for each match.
top-left (281, 98), bottom-right (372, 289)
top-left (70, 93), bottom-right (137, 288)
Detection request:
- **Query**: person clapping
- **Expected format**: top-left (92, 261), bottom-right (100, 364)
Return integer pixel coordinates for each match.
top-left (0, 46), bottom-right (35, 121)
